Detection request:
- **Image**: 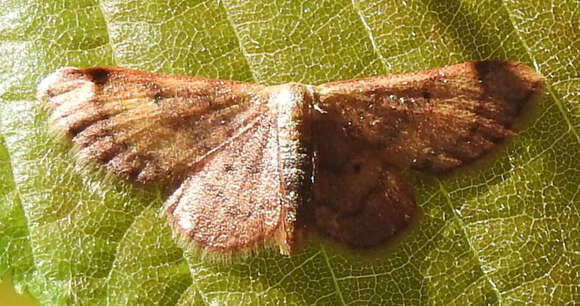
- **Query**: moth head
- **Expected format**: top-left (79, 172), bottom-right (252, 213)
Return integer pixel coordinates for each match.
top-left (259, 82), bottom-right (316, 148)
top-left (260, 82), bottom-right (314, 111)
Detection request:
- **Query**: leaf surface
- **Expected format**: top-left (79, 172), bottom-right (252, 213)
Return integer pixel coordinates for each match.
top-left (0, 0), bottom-right (578, 304)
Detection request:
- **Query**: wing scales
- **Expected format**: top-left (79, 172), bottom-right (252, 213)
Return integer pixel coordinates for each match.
top-left (41, 67), bottom-right (266, 185)
top-left (39, 61), bottom-right (542, 254)
top-left (316, 61), bottom-right (542, 172)
top-left (40, 66), bottom-right (294, 254)
top-left (165, 112), bottom-right (286, 253)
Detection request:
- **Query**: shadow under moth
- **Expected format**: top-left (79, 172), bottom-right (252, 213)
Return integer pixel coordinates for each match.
top-left (38, 61), bottom-right (542, 256)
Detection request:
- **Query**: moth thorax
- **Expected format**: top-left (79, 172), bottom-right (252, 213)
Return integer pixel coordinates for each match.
top-left (263, 83), bottom-right (314, 253)
top-left (266, 83), bottom-right (313, 187)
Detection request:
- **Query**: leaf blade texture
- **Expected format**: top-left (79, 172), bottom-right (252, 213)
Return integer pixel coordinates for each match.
top-left (0, 0), bottom-right (578, 305)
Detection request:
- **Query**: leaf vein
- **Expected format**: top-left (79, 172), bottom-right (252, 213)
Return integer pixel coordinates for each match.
top-left (499, 0), bottom-right (580, 146)
top-left (351, 0), bottom-right (389, 70)
top-left (95, 0), bottom-right (118, 66)
top-left (219, 1), bottom-right (259, 83)
top-left (438, 180), bottom-right (504, 304)
top-left (321, 247), bottom-right (346, 306)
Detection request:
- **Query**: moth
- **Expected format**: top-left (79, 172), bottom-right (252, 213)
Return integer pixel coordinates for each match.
top-left (38, 61), bottom-right (542, 255)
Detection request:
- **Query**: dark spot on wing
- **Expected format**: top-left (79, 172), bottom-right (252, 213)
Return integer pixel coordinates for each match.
top-left (352, 162), bottom-right (361, 173)
top-left (475, 61), bottom-right (542, 123)
top-left (85, 68), bottom-right (110, 85)
top-left (67, 112), bottom-right (111, 138)
top-left (474, 60), bottom-right (493, 79)
top-left (153, 90), bottom-right (163, 104)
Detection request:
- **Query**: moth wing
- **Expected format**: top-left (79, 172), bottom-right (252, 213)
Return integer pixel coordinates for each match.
top-left (164, 111), bottom-right (294, 254)
top-left (39, 67), bottom-right (266, 185)
top-left (315, 61), bottom-right (542, 172)
top-left (311, 151), bottom-right (416, 248)
top-left (39, 67), bottom-right (295, 254)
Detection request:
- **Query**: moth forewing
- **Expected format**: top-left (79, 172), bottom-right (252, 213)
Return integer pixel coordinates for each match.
top-left (315, 61), bottom-right (543, 173)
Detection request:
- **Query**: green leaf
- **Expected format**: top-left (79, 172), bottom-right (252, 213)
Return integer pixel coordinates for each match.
top-left (1, 0), bottom-right (578, 304)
